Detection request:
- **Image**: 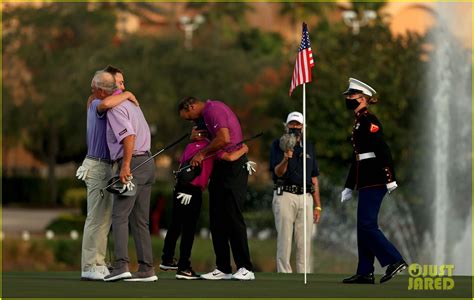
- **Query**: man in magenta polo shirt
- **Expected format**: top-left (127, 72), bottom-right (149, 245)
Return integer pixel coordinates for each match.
top-left (103, 75), bottom-right (157, 282)
top-left (178, 97), bottom-right (255, 281)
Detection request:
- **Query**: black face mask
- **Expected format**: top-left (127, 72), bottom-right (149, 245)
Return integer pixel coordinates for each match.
top-left (288, 127), bottom-right (302, 137)
top-left (194, 117), bottom-right (207, 131)
top-left (345, 98), bottom-right (360, 110)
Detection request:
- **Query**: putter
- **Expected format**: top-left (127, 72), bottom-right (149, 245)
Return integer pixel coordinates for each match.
top-left (100, 133), bottom-right (189, 198)
top-left (174, 132), bottom-right (264, 175)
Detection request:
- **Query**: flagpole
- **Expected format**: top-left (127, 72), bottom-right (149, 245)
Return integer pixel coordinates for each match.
top-left (303, 83), bottom-right (307, 285)
top-left (289, 22), bottom-right (313, 285)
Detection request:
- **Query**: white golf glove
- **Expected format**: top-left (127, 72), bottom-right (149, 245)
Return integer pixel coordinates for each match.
top-left (341, 188), bottom-right (352, 203)
top-left (245, 161), bottom-right (257, 175)
top-left (387, 181), bottom-right (398, 193)
top-left (119, 175), bottom-right (135, 193)
top-left (177, 192), bottom-right (192, 205)
top-left (75, 166), bottom-right (88, 181)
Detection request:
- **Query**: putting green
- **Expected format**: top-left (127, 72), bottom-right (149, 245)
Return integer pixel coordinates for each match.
top-left (2, 272), bottom-right (471, 299)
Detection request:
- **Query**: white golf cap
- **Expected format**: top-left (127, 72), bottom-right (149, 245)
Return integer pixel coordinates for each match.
top-left (342, 78), bottom-right (377, 97)
top-left (286, 111), bottom-right (304, 125)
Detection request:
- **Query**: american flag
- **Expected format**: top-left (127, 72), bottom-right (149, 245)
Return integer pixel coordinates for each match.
top-left (289, 23), bottom-right (314, 96)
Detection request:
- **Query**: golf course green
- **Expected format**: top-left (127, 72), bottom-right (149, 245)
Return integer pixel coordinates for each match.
top-left (2, 271), bottom-right (471, 299)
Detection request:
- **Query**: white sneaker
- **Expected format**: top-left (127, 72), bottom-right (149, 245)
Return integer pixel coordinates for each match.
top-left (200, 269), bottom-right (232, 280)
top-left (81, 266), bottom-right (105, 281)
top-left (232, 267), bottom-right (255, 281)
top-left (96, 265), bottom-right (110, 276)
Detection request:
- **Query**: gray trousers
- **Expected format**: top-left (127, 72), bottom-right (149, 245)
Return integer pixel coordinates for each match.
top-left (112, 155), bottom-right (156, 272)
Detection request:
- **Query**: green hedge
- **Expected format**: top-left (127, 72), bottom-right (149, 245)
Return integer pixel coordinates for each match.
top-left (46, 214), bottom-right (85, 234)
top-left (12, 175), bottom-right (276, 235)
top-left (3, 176), bottom-right (84, 207)
top-left (2, 176), bottom-right (176, 209)
top-left (2, 236), bottom-right (357, 273)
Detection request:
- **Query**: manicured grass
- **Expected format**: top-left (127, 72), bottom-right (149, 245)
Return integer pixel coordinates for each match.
top-left (2, 271), bottom-right (471, 299)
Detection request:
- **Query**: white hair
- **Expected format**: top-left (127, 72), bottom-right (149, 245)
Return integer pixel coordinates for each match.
top-left (91, 70), bottom-right (117, 94)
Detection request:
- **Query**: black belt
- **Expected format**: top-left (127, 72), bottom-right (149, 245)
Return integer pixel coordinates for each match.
top-left (85, 155), bottom-right (112, 164)
top-left (274, 184), bottom-right (314, 195)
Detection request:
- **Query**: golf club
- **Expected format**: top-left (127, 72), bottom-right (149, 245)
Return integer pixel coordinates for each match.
top-left (100, 133), bottom-right (189, 198)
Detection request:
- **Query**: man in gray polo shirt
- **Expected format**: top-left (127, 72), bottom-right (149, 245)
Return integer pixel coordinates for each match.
top-left (103, 80), bottom-right (157, 282)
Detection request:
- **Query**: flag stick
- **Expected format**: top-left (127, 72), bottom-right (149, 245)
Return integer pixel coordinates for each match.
top-left (289, 21), bottom-right (313, 285)
top-left (303, 83), bottom-right (307, 285)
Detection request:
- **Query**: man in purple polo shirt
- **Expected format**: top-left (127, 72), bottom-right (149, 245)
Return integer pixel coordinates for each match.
top-left (178, 96), bottom-right (255, 281)
top-left (103, 77), bottom-right (157, 282)
top-left (77, 70), bottom-right (138, 281)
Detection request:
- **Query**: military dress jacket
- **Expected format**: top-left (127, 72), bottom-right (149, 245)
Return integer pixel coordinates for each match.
top-left (344, 107), bottom-right (396, 190)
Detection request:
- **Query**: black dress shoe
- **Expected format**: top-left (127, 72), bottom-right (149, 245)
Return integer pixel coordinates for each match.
top-left (380, 260), bottom-right (408, 283)
top-left (342, 273), bottom-right (375, 284)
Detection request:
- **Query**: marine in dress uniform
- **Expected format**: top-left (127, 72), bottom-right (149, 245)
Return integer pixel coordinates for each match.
top-left (341, 78), bottom-right (407, 284)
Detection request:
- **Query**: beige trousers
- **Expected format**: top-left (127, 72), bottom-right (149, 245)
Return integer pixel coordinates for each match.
top-left (272, 191), bottom-right (315, 273)
top-left (80, 158), bottom-right (113, 271)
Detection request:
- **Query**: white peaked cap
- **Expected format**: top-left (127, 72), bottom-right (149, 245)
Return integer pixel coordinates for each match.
top-left (286, 111), bottom-right (304, 125)
top-left (343, 78), bottom-right (377, 97)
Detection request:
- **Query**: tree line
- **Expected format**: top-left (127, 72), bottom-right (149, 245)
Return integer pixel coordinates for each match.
top-left (4, 2), bottom-right (429, 206)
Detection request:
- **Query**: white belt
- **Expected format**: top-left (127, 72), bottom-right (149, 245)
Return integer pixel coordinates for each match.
top-left (356, 152), bottom-right (376, 161)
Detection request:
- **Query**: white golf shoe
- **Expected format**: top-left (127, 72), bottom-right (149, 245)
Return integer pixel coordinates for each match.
top-left (232, 267), bottom-right (255, 281)
top-left (81, 266), bottom-right (106, 281)
top-left (96, 265), bottom-right (110, 276)
top-left (200, 269), bottom-right (232, 280)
